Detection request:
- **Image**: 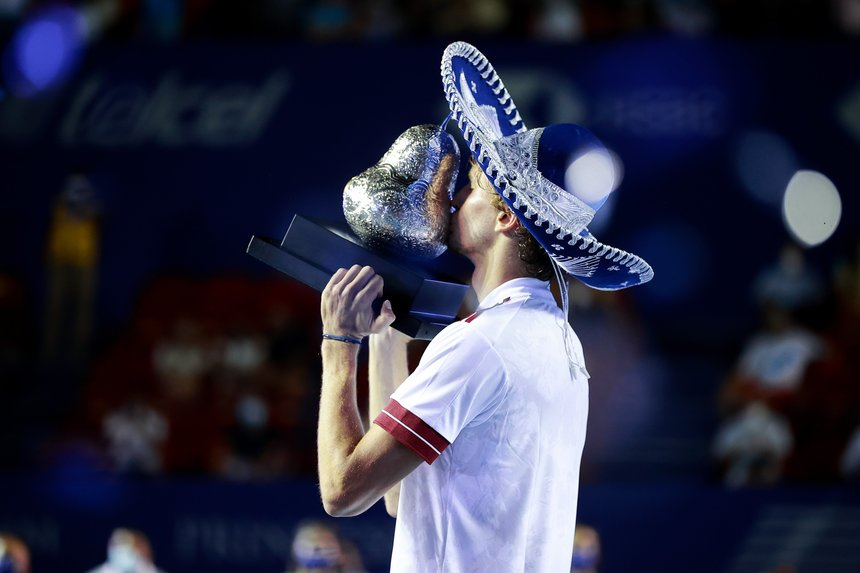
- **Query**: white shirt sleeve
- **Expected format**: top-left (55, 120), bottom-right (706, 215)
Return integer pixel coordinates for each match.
top-left (375, 321), bottom-right (507, 463)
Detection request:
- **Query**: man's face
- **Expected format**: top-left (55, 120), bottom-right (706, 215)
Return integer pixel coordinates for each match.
top-left (448, 161), bottom-right (500, 258)
top-left (291, 524), bottom-right (342, 570)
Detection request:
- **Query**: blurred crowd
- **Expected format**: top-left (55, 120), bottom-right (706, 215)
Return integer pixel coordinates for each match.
top-left (1, 175), bottom-right (858, 487)
top-left (712, 239), bottom-right (860, 486)
top-left (1, 0), bottom-right (859, 45)
top-left (70, 273), bottom-right (324, 479)
top-left (0, 520), bottom-right (603, 572)
top-left (28, 232), bottom-right (860, 487)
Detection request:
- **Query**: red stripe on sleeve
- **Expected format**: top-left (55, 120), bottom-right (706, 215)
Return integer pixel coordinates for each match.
top-left (373, 399), bottom-right (450, 464)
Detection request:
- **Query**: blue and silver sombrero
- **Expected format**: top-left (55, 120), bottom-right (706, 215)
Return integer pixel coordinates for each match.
top-left (441, 41), bottom-right (653, 290)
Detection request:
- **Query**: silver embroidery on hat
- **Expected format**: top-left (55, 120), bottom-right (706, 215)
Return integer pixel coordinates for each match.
top-left (493, 130), bottom-right (596, 238)
top-left (458, 71), bottom-right (504, 141)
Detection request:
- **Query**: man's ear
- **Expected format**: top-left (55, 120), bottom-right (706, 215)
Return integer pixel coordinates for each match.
top-left (496, 209), bottom-right (521, 234)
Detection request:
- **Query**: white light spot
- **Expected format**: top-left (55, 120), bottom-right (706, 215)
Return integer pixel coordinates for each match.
top-left (564, 147), bottom-right (620, 209)
top-left (782, 170), bottom-right (842, 247)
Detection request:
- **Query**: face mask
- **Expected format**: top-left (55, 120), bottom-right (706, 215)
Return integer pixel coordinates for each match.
top-left (236, 395), bottom-right (268, 429)
top-left (571, 549), bottom-right (599, 570)
top-left (292, 528), bottom-right (341, 569)
top-left (0, 555), bottom-right (19, 573)
top-left (108, 544), bottom-right (139, 573)
top-left (0, 540), bottom-right (19, 573)
top-left (296, 555), bottom-right (339, 569)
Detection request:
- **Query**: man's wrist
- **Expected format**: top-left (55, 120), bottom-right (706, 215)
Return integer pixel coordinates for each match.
top-left (321, 336), bottom-right (362, 360)
top-left (322, 333), bottom-right (363, 345)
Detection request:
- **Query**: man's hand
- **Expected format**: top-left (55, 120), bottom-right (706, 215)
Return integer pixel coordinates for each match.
top-left (321, 265), bottom-right (395, 339)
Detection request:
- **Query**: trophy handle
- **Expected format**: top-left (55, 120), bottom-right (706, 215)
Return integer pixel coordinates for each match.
top-left (247, 215), bottom-right (470, 340)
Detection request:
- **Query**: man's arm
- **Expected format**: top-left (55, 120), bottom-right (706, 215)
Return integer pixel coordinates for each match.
top-left (317, 265), bottom-right (422, 517)
top-left (368, 327), bottom-right (411, 517)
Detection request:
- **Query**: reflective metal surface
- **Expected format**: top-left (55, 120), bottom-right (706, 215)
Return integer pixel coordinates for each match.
top-left (343, 124), bottom-right (460, 259)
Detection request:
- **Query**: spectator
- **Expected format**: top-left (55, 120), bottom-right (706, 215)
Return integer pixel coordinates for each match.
top-left (713, 245), bottom-right (825, 486)
top-left (571, 523), bottom-right (601, 572)
top-left (718, 303), bottom-right (825, 416)
top-left (787, 235), bottom-right (860, 482)
top-left (532, 0), bottom-right (585, 41)
top-left (219, 326), bottom-right (267, 379)
top-left (0, 533), bottom-right (30, 573)
top-left (285, 520), bottom-right (366, 573)
top-left (712, 401), bottom-right (794, 487)
top-left (654, 0), bottom-right (715, 36)
top-left (152, 317), bottom-right (214, 401)
top-left (752, 242), bottom-right (825, 327)
top-left (302, 0), bottom-right (359, 41)
top-left (86, 528), bottom-right (166, 573)
top-left (102, 396), bottom-right (168, 475)
top-left (216, 392), bottom-right (286, 480)
top-left (42, 170), bottom-right (102, 364)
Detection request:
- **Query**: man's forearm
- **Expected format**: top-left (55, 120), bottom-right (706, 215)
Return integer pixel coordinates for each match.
top-left (368, 330), bottom-right (410, 417)
top-left (317, 340), bottom-right (366, 515)
top-left (368, 329), bottom-right (411, 516)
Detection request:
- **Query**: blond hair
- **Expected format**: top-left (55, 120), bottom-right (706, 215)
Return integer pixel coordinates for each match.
top-left (477, 168), bottom-right (554, 281)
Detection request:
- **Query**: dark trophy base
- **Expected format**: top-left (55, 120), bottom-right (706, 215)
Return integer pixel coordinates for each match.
top-left (246, 215), bottom-right (470, 340)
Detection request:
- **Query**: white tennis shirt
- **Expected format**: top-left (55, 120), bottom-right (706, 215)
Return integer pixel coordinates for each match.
top-left (374, 277), bottom-right (590, 572)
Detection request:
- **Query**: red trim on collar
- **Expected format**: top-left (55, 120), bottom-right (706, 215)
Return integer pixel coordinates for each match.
top-left (463, 296), bottom-right (511, 323)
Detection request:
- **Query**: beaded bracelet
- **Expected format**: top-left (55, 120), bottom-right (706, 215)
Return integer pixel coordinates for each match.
top-left (322, 333), bottom-right (362, 345)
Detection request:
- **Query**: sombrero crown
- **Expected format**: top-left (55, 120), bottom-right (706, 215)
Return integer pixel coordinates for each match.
top-left (441, 41), bottom-right (653, 290)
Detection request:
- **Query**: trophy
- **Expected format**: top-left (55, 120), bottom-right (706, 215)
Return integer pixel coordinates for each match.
top-left (246, 125), bottom-right (471, 340)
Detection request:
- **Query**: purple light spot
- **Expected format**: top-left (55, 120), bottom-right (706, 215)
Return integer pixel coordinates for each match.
top-left (18, 19), bottom-right (67, 88)
top-left (4, 6), bottom-right (82, 97)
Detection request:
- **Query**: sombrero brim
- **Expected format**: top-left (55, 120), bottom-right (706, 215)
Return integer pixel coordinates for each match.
top-left (441, 41), bottom-right (653, 290)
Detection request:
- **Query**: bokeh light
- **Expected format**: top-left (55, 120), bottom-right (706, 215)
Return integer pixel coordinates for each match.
top-left (565, 146), bottom-right (622, 210)
top-left (782, 170), bottom-right (842, 247)
top-left (586, 190), bottom-right (617, 235)
top-left (3, 5), bottom-right (83, 97)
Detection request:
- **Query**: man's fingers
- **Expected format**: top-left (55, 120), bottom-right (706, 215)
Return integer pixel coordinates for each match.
top-left (339, 264), bottom-right (364, 288)
top-left (323, 266), bottom-right (356, 298)
top-left (370, 299), bottom-right (396, 332)
top-left (379, 299), bottom-right (396, 322)
top-left (324, 267), bottom-right (347, 291)
top-left (324, 265), bottom-right (369, 297)
top-left (354, 273), bottom-right (384, 306)
top-left (343, 266), bottom-right (377, 297)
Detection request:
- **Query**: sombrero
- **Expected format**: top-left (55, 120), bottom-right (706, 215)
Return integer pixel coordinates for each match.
top-left (441, 41), bottom-right (653, 290)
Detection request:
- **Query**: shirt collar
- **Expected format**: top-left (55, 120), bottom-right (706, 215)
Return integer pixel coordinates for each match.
top-left (476, 277), bottom-right (553, 312)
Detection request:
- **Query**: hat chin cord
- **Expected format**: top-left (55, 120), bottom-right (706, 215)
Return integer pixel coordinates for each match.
top-left (550, 257), bottom-right (578, 378)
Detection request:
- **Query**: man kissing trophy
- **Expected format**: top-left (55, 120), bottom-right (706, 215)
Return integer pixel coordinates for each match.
top-left (247, 122), bottom-right (470, 339)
